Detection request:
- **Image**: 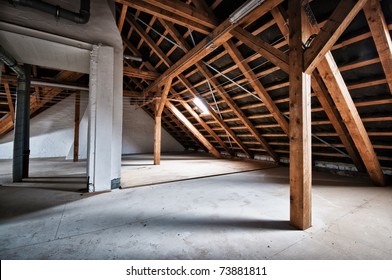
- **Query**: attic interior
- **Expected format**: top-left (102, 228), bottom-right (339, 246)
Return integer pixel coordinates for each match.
top-left (0, 0), bottom-right (391, 260)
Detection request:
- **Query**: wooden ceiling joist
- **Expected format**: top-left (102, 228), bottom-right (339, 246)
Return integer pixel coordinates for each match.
top-left (363, 0), bottom-right (392, 94)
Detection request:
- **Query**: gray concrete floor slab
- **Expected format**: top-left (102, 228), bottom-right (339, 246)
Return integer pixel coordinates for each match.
top-left (0, 153), bottom-right (391, 259)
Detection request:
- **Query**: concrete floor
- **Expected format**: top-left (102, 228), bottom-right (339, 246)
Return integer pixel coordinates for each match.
top-left (0, 153), bottom-right (391, 259)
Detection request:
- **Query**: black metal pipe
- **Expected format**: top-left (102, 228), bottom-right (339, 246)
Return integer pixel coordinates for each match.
top-left (9, 0), bottom-right (90, 24)
top-left (0, 45), bottom-right (30, 182)
top-left (22, 64), bottom-right (31, 179)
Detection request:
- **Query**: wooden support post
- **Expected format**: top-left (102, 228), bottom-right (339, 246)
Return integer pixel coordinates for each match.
top-left (154, 99), bottom-right (162, 165)
top-left (289, 0), bottom-right (312, 230)
top-left (73, 91), bottom-right (80, 162)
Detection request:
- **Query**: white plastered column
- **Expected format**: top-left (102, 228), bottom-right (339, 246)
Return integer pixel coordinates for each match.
top-left (87, 44), bottom-right (114, 192)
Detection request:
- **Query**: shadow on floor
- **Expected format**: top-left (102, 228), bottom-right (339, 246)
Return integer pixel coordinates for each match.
top-left (141, 216), bottom-right (297, 231)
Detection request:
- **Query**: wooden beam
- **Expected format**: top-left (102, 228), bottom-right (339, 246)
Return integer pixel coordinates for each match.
top-left (363, 0), bottom-right (392, 93)
top-left (231, 27), bottom-right (289, 73)
top-left (162, 107), bottom-right (205, 150)
top-left (123, 66), bottom-right (160, 80)
top-left (311, 71), bottom-right (366, 172)
top-left (166, 100), bottom-right (221, 158)
top-left (117, 0), bottom-right (211, 34)
top-left (223, 40), bottom-right (289, 135)
top-left (300, 7), bottom-right (385, 185)
top-left (4, 82), bottom-right (15, 123)
top-left (159, 19), bottom-right (253, 158)
top-left (197, 65), bottom-right (280, 162)
top-left (289, 0), bottom-right (312, 230)
top-left (156, 77), bottom-right (173, 117)
top-left (142, 0), bottom-right (284, 95)
top-left (154, 100), bottom-right (162, 165)
top-left (0, 114), bottom-right (14, 136)
top-left (140, 0), bottom-right (219, 29)
top-left (271, 6), bottom-right (366, 173)
top-left (118, 4), bottom-right (128, 33)
top-left (181, 100), bottom-right (232, 155)
top-left (304, 0), bottom-right (368, 74)
top-left (73, 91), bottom-right (80, 162)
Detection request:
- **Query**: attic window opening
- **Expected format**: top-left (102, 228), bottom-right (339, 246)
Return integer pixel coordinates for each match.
top-left (193, 97), bottom-right (210, 115)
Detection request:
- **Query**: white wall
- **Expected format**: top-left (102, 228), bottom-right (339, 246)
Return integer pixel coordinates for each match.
top-left (122, 98), bottom-right (184, 154)
top-left (0, 95), bottom-right (183, 159)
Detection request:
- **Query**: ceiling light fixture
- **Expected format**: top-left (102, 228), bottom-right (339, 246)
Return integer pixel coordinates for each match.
top-left (123, 55), bottom-right (143, 62)
top-left (229, 0), bottom-right (266, 24)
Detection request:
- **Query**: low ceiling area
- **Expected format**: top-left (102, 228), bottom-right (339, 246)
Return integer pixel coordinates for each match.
top-left (1, 0), bottom-right (392, 181)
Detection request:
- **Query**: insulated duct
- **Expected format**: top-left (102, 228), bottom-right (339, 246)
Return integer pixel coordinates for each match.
top-left (9, 0), bottom-right (90, 24)
top-left (0, 45), bottom-right (30, 182)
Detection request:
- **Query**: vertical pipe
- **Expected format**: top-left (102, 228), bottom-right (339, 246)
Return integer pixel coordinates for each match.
top-left (13, 65), bottom-right (30, 182)
top-left (23, 64), bottom-right (31, 178)
top-left (73, 91), bottom-right (80, 162)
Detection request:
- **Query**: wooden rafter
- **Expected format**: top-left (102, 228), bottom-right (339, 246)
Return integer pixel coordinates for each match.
top-left (301, 6), bottom-right (385, 186)
top-left (197, 65), bottom-right (279, 162)
top-left (181, 100), bottom-right (233, 155)
top-left (117, 0), bottom-right (211, 34)
top-left (231, 27), bottom-right (289, 73)
top-left (304, 0), bottom-right (368, 74)
top-left (223, 40), bottom-right (289, 135)
top-left (118, 4), bottom-right (128, 33)
top-left (139, 0), bottom-right (219, 29)
top-left (166, 100), bottom-right (221, 158)
top-left (159, 19), bottom-right (253, 158)
top-left (141, 0), bottom-right (284, 95)
top-left (363, 0), bottom-right (392, 94)
top-left (129, 18), bottom-right (223, 157)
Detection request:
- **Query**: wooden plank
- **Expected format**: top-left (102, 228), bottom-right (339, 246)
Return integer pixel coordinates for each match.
top-left (304, 0), bottom-right (368, 74)
top-left (166, 100), bottom-right (221, 158)
top-left (73, 91), bottom-right (80, 162)
top-left (4, 82), bottom-right (15, 122)
top-left (288, 0), bottom-right (312, 230)
top-left (223, 40), bottom-right (289, 135)
top-left (363, 0), bottom-right (392, 93)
